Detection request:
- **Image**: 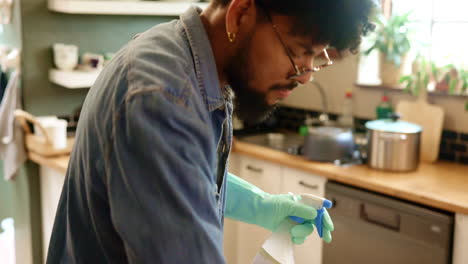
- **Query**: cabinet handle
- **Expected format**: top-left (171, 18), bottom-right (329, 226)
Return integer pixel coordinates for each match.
top-left (246, 165), bottom-right (263, 173)
top-left (299, 181), bottom-right (319, 190)
top-left (360, 203), bottom-right (400, 231)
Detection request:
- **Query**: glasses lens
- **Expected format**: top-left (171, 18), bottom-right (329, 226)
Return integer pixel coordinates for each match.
top-left (312, 50), bottom-right (333, 71)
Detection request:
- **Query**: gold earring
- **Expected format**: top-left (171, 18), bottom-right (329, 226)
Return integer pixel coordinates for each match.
top-left (227, 32), bottom-right (236, 43)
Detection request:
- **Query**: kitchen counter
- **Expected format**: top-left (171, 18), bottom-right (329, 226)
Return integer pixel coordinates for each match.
top-left (29, 152), bottom-right (69, 174)
top-left (233, 140), bottom-right (468, 215)
top-left (29, 139), bottom-right (468, 214)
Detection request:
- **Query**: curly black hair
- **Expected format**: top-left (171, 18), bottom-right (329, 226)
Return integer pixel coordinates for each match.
top-left (213, 0), bottom-right (376, 54)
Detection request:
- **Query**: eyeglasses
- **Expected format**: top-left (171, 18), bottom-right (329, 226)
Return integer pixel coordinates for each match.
top-left (262, 8), bottom-right (333, 80)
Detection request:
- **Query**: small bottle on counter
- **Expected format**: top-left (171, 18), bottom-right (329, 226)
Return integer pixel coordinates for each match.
top-left (298, 113), bottom-right (314, 136)
top-left (338, 89), bottom-right (354, 130)
top-left (376, 93), bottom-right (394, 119)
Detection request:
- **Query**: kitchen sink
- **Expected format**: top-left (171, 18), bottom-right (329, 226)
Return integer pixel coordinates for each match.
top-left (238, 131), bottom-right (365, 167)
top-left (237, 132), bottom-right (305, 155)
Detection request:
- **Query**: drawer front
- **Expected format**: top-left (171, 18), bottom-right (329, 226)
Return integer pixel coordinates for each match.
top-left (282, 167), bottom-right (327, 197)
top-left (236, 156), bottom-right (282, 264)
top-left (282, 167), bottom-right (327, 264)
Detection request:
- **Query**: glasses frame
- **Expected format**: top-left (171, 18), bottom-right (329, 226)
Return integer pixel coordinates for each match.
top-left (261, 7), bottom-right (334, 80)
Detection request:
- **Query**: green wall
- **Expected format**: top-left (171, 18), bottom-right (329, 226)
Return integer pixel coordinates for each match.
top-left (21, 0), bottom-right (173, 116)
top-left (0, 0), bottom-right (38, 263)
top-left (1, 0), bottom-right (174, 263)
top-left (0, 163), bottom-right (41, 264)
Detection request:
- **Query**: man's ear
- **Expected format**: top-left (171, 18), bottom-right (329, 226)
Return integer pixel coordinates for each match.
top-left (225, 0), bottom-right (257, 40)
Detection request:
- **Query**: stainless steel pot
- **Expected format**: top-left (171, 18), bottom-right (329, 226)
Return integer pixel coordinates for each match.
top-left (302, 126), bottom-right (355, 162)
top-left (366, 118), bottom-right (422, 172)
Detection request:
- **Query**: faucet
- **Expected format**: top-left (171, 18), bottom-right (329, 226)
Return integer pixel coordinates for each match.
top-left (308, 79), bottom-right (331, 126)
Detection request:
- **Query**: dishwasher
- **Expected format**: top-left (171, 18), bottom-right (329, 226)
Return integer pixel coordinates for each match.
top-left (323, 181), bottom-right (454, 264)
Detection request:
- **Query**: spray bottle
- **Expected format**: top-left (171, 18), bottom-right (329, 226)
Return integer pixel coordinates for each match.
top-left (252, 193), bottom-right (333, 264)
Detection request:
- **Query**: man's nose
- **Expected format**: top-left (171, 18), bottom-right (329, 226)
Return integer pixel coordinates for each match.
top-left (295, 57), bottom-right (315, 84)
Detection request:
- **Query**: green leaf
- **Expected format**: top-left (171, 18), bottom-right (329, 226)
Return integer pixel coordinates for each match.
top-left (363, 44), bottom-right (377, 55)
top-left (449, 79), bottom-right (457, 95)
top-left (399, 75), bottom-right (412, 83)
top-left (465, 101), bottom-right (468, 111)
top-left (462, 83), bottom-right (468, 93)
top-left (362, 12), bottom-right (413, 59)
top-left (406, 80), bottom-right (414, 94)
top-left (423, 74), bottom-right (429, 89)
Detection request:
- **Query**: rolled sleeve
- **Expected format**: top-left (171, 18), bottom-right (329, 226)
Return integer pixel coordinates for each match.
top-left (107, 89), bottom-right (225, 263)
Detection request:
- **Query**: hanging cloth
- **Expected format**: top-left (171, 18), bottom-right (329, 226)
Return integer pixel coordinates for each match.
top-left (0, 70), bottom-right (27, 180)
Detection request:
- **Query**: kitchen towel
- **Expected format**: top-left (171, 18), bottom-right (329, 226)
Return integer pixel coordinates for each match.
top-left (0, 70), bottom-right (26, 180)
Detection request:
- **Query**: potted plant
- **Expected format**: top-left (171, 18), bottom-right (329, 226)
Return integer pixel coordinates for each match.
top-left (363, 12), bottom-right (412, 86)
top-left (400, 57), bottom-right (468, 111)
top-left (399, 55), bottom-right (432, 95)
top-left (401, 58), bottom-right (468, 95)
top-left (437, 65), bottom-right (468, 95)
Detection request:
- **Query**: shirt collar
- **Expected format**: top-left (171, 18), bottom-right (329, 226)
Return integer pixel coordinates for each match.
top-left (180, 7), bottom-right (226, 112)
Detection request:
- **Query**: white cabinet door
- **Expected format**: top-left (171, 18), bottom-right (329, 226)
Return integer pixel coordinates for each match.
top-left (282, 167), bottom-right (327, 264)
top-left (236, 156), bottom-right (282, 264)
top-left (452, 213), bottom-right (468, 264)
top-left (40, 166), bottom-right (67, 264)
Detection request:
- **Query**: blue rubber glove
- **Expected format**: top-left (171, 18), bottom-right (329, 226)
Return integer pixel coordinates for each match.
top-left (290, 208), bottom-right (334, 244)
top-left (225, 173), bottom-right (320, 244)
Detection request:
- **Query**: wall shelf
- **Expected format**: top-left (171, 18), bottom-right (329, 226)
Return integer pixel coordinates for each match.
top-left (356, 83), bottom-right (468, 98)
top-left (48, 0), bottom-right (209, 16)
top-left (49, 69), bottom-right (101, 89)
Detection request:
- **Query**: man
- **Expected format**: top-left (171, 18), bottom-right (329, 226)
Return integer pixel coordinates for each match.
top-left (47, 0), bottom-right (375, 263)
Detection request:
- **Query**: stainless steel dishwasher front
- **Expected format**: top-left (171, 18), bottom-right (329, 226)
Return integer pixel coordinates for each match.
top-left (323, 181), bottom-right (454, 264)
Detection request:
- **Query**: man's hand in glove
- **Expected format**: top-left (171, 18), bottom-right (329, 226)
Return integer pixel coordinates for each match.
top-left (225, 173), bottom-right (334, 244)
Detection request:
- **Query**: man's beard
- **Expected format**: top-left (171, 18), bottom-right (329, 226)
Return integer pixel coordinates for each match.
top-left (226, 41), bottom-right (278, 126)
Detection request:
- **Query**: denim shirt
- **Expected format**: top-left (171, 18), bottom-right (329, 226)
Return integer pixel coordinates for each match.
top-left (47, 7), bottom-right (232, 264)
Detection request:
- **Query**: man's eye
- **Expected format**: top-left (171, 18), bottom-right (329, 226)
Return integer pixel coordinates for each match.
top-left (287, 48), bottom-right (299, 58)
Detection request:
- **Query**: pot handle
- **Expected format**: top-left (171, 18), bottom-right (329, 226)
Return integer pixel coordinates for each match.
top-left (389, 112), bottom-right (402, 122)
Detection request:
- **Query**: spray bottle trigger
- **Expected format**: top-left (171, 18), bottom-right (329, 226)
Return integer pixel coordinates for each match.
top-left (315, 208), bottom-right (325, 238)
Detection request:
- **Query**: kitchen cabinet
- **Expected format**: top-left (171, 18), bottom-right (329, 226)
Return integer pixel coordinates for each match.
top-left (225, 154), bottom-right (327, 264)
top-left (34, 152), bottom-right (468, 264)
top-left (236, 156), bottom-right (283, 264)
top-left (39, 166), bottom-right (67, 263)
top-left (282, 167), bottom-right (327, 264)
top-left (452, 213), bottom-right (468, 264)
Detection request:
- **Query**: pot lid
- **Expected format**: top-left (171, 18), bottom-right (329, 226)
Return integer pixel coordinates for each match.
top-left (365, 119), bottom-right (422, 134)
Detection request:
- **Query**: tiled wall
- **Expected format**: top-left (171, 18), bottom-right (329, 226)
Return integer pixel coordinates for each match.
top-left (439, 131), bottom-right (468, 164)
top-left (256, 106), bottom-right (468, 165)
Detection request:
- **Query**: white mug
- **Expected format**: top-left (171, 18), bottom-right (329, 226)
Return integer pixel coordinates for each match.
top-left (53, 43), bottom-right (78, 71)
top-left (35, 118), bottom-right (68, 149)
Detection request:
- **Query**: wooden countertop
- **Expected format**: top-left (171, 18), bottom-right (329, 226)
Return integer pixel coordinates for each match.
top-left (29, 139), bottom-right (468, 214)
top-left (29, 152), bottom-right (69, 174)
top-left (233, 140), bottom-right (468, 215)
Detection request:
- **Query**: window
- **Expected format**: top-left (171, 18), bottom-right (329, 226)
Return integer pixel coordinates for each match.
top-left (391, 0), bottom-right (468, 68)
